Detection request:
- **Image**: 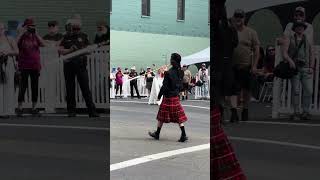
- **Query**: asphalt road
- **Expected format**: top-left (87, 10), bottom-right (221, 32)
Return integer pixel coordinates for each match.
top-left (110, 99), bottom-right (210, 180)
top-left (0, 115), bottom-right (109, 180)
top-left (223, 102), bottom-right (320, 180)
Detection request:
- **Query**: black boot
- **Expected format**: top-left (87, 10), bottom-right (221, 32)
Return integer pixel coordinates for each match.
top-left (230, 108), bottom-right (239, 123)
top-left (149, 127), bottom-right (161, 140)
top-left (241, 109), bottom-right (249, 121)
top-left (178, 126), bottom-right (188, 142)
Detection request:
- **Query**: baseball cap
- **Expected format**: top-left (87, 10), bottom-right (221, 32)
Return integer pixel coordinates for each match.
top-left (23, 18), bottom-right (35, 27)
top-left (233, 9), bottom-right (245, 18)
top-left (295, 6), bottom-right (305, 14)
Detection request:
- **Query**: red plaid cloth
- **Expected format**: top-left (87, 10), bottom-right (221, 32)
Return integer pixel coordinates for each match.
top-left (157, 96), bottom-right (188, 123)
top-left (211, 106), bottom-right (246, 180)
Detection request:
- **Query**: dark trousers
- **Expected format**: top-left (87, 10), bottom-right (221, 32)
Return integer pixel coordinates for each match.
top-left (18, 69), bottom-right (39, 103)
top-left (130, 81), bottom-right (140, 97)
top-left (116, 84), bottom-right (122, 95)
top-left (64, 62), bottom-right (96, 113)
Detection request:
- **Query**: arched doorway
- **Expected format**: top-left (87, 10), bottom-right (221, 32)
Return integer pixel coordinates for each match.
top-left (247, 9), bottom-right (283, 48)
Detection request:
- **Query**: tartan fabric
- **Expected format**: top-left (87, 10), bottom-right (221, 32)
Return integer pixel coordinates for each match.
top-left (211, 105), bottom-right (246, 180)
top-left (157, 96), bottom-right (188, 123)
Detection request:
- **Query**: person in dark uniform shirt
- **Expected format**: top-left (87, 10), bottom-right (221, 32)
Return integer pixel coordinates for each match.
top-left (59, 19), bottom-right (99, 117)
top-left (128, 66), bottom-right (141, 99)
top-left (94, 20), bottom-right (110, 45)
top-left (43, 21), bottom-right (63, 45)
top-left (149, 53), bottom-right (188, 142)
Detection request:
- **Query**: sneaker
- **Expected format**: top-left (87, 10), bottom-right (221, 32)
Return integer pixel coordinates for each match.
top-left (241, 109), bottom-right (249, 121)
top-left (178, 135), bottom-right (188, 142)
top-left (89, 112), bottom-right (100, 118)
top-left (300, 112), bottom-right (311, 121)
top-left (290, 113), bottom-right (300, 121)
top-left (31, 108), bottom-right (40, 116)
top-left (148, 131), bottom-right (159, 140)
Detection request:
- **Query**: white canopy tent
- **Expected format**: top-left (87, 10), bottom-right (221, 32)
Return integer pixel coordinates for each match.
top-left (225, 0), bottom-right (306, 17)
top-left (181, 47), bottom-right (210, 66)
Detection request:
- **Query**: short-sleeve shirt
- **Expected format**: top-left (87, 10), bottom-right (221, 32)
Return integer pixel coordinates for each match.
top-left (60, 32), bottom-right (90, 63)
top-left (232, 27), bottom-right (260, 68)
top-left (18, 33), bottom-right (42, 71)
top-left (183, 70), bottom-right (192, 83)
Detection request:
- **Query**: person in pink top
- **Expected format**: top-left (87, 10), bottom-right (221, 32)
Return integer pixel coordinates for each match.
top-left (16, 18), bottom-right (45, 117)
top-left (115, 67), bottom-right (124, 98)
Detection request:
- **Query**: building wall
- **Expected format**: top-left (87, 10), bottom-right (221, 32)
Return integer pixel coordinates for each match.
top-left (111, 30), bottom-right (209, 69)
top-left (0, 0), bottom-right (108, 40)
top-left (111, 0), bottom-right (210, 37)
top-left (110, 0), bottom-right (210, 68)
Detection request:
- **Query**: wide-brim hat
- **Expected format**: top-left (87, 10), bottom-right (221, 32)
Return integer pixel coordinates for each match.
top-left (292, 21), bottom-right (307, 31)
top-left (131, 66), bottom-right (136, 70)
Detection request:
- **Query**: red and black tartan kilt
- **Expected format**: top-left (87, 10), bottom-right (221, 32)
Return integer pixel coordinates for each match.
top-left (211, 106), bottom-right (246, 180)
top-left (157, 96), bottom-right (188, 123)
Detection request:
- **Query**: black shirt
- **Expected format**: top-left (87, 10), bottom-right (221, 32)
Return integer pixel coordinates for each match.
top-left (158, 67), bottom-right (183, 99)
top-left (94, 33), bottom-right (109, 45)
top-left (43, 33), bottom-right (64, 41)
top-left (60, 32), bottom-right (90, 63)
top-left (145, 72), bottom-right (155, 82)
top-left (129, 71), bottom-right (138, 83)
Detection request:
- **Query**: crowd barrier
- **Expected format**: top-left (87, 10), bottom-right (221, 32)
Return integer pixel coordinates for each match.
top-left (110, 75), bottom-right (210, 99)
top-left (272, 45), bottom-right (320, 118)
top-left (0, 46), bottom-right (109, 115)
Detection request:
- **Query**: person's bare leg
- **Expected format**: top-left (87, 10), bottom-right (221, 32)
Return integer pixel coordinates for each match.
top-left (230, 95), bottom-right (239, 122)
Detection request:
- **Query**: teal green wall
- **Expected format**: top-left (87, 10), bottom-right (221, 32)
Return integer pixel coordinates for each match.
top-left (111, 30), bottom-right (209, 69)
top-left (110, 0), bottom-right (209, 37)
top-left (0, 0), bottom-right (108, 40)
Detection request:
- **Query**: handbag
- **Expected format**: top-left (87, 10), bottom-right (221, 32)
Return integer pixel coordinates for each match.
top-left (274, 35), bottom-right (304, 79)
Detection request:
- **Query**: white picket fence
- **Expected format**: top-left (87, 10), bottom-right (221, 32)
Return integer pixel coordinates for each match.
top-left (110, 74), bottom-right (210, 99)
top-left (272, 45), bottom-right (320, 118)
top-left (0, 46), bottom-right (109, 115)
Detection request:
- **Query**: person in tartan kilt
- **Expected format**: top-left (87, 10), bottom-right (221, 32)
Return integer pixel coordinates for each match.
top-left (212, 0), bottom-right (246, 179)
top-left (148, 53), bottom-right (188, 142)
top-left (211, 106), bottom-right (246, 180)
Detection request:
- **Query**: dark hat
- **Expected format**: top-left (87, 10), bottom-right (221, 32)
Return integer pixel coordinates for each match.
top-left (233, 9), bottom-right (245, 18)
top-left (292, 21), bottom-right (307, 31)
top-left (48, 21), bottom-right (58, 27)
top-left (23, 18), bottom-right (35, 27)
top-left (171, 53), bottom-right (181, 64)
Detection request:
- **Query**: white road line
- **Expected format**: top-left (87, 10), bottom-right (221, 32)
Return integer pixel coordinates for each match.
top-left (0, 123), bottom-right (108, 131)
top-left (230, 136), bottom-right (320, 150)
top-left (110, 143), bottom-right (210, 171)
top-left (111, 100), bottom-right (209, 110)
top-left (242, 121), bottom-right (320, 127)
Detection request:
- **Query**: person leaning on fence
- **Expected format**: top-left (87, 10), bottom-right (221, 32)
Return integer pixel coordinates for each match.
top-left (0, 22), bottom-right (19, 82)
top-left (198, 63), bottom-right (209, 100)
top-left (58, 18), bottom-right (99, 118)
top-left (115, 67), bottom-right (123, 98)
top-left (16, 18), bottom-right (46, 117)
top-left (0, 22), bottom-right (19, 117)
top-left (43, 21), bottom-right (63, 46)
top-left (148, 53), bottom-right (188, 142)
top-left (282, 21), bottom-right (314, 121)
top-left (128, 66), bottom-right (141, 99)
top-left (94, 20), bottom-right (110, 45)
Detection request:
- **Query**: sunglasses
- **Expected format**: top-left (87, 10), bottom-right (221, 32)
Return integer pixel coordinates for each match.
top-left (268, 48), bottom-right (275, 51)
top-left (72, 27), bottom-right (81, 31)
top-left (294, 13), bottom-right (305, 17)
top-left (234, 13), bottom-right (244, 18)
